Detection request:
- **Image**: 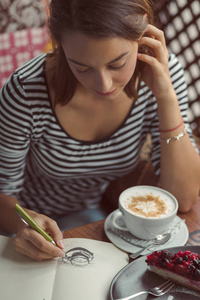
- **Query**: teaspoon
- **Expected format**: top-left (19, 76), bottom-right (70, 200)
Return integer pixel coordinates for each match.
top-left (129, 232), bottom-right (171, 259)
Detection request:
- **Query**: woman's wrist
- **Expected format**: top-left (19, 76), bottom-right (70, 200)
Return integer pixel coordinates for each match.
top-left (156, 91), bottom-right (184, 134)
top-left (159, 117), bottom-right (183, 133)
top-left (160, 126), bottom-right (187, 144)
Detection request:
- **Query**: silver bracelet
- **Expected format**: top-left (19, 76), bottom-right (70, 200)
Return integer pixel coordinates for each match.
top-left (160, 127), bottom-right (187, 144)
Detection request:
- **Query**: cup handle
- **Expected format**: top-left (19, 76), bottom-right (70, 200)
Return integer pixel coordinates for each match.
top-left (109, 210), bottom-right (128, 231)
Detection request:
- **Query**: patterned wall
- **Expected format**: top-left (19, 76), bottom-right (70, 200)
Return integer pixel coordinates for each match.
top-left (0, 0), bottom-right (48, 87)
top-left (0, 0), bottom-right (46, 33)
top-left (0, 27), bottom-right (49, 86)
top-left (155, 0), bottom-right (200, 134)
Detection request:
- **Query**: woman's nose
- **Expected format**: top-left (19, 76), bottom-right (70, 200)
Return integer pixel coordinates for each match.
top-left (94, 70), bottom-right (112, 92)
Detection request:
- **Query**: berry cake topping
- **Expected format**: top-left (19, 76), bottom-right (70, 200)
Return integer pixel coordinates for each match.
top-left (146, 250), bottom-right (200, 281)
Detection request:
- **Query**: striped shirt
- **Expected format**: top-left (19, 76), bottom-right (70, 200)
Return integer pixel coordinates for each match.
top-left (0, 53), bottom-right (196, 217)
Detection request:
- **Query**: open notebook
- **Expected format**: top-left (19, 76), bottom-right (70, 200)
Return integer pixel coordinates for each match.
top-left (0, 236), bottom-right (128, 300)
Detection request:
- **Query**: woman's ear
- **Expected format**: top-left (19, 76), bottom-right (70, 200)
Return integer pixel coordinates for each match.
top-left (143, 13), bottom-right (148, 23)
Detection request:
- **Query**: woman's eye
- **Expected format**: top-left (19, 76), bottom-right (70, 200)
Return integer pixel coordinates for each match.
top-left (109, 62), bottom-right (126, 70)
top-left (75, 61), bottom-right (126, 73)
top-left (76, 68), bottom-right (90, 74)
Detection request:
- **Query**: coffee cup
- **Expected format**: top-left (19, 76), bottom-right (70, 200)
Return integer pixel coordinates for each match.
top-left (110, 185), bottom-right (178, 240)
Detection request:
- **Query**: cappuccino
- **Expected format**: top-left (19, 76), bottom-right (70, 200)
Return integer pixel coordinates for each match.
top-left (111, 186), bottom-right (178, 240)
top-left (121, 193), bottom-right (175, 218)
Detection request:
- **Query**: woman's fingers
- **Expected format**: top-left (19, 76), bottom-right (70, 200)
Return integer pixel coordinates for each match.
top-left (13, 215), bottom-right (65, 261)
top-left (139, 38), bottom-right (168, 62)
top-left (139, 24), bottom-right (168, 62)
top-left (13, 237), bottom-right (56, 261)
top-left (137, 25), bottom-right (173, 99)
top-left (137, 24), bottom-right (169, 76)
top-left (29, 230), bottom-right (64, 256)
top-left (13, 229), bottom-right (65, 260)
top-left (139, 39), bottom-right (168, 65)
top-left (25, 210), bottom-right (65, 251)
top-left (41, 217), bottom-right (65, 250)
top-left (144, 24), bottom-right (166, 47)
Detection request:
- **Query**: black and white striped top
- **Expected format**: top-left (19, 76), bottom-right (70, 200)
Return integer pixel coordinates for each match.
top-left (0, 53), bottom-right (196, 217)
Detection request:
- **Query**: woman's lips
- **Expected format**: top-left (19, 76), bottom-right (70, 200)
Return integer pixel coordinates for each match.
top-left (96, 88), bottom-right (117, 96)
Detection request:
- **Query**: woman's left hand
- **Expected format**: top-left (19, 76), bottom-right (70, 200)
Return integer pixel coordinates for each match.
top-left (137, 24), bottom-right (174, 101)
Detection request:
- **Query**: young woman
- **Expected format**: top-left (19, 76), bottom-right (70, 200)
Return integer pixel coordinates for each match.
top-left (0, 0), bottom-right (199, 261)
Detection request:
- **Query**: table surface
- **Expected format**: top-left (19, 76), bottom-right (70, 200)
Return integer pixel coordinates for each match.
top-left (63, 199), bottom-right (200, 246)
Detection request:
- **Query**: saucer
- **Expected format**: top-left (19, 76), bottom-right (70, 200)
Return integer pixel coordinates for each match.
top-left (104, 209), bottom-right (189, 254)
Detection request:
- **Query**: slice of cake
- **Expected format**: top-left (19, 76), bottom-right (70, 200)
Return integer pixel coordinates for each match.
top-left (146, 250), bottom-right (200, 292)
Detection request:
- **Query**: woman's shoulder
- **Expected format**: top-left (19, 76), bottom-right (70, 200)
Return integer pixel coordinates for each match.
top-left (13, 53), bottom-right (47, 83)
top-left (1, 53), bottom-right (47, 94)
top-left (0, 53), bottom-right (48, 109)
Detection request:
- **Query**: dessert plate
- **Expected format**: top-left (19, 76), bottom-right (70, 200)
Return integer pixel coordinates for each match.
top-left (104, 210), bottom-right (189, 254)
top-left (110, 246), bottom-right (200, 300)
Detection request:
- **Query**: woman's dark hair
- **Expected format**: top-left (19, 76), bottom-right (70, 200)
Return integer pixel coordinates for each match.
top-left (46, 0), bottom-right (155, 106)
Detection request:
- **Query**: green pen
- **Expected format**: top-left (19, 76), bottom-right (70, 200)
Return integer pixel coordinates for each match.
top-left (15, 203), bottom-right (57, 246)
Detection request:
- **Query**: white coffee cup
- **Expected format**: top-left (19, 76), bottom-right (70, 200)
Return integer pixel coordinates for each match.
top-left (110, 185), bottom-right (178, 240)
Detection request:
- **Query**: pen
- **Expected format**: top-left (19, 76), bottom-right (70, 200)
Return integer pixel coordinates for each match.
top-left (15, 203), bottom-right (57, 246)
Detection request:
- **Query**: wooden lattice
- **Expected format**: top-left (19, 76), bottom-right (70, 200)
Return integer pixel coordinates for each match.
top-left (155, 0), bottom-right (200, 136)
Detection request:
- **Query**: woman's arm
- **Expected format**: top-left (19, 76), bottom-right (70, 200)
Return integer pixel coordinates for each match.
top-left (138, 25), bottom-right (200, 212)
top-left (157, 90), bottom-right (200, 212)
top-left (0, 75), bottom-right (64, 260)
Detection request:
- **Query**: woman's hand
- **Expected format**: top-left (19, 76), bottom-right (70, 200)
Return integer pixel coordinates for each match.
top-left (137, 24), bottom-right (174, 101)
top-left (13, 210), bottom-right (65, 261)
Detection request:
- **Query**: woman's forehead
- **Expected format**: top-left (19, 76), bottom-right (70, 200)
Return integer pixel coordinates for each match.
top-left (62, 32), bottom-right (138, 62)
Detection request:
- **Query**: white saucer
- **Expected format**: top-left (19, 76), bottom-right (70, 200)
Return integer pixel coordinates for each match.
top-left (104, 209), bottom-right (189, 254)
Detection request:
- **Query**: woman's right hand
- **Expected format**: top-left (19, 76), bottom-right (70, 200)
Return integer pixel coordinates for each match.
top-left (13, 210), bottom-right (65, 261)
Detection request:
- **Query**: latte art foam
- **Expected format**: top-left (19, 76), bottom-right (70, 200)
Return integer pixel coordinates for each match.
top-left (122, 194), bottom-right (174, 218)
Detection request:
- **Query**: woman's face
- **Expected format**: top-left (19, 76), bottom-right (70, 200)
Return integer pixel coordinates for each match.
top-left (62, 32), bottom-right (139, 99)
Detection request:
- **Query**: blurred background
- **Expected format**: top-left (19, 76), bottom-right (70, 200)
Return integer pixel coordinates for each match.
top-left (155, 0), bottom-right (200, 142)
top-left (0, 0), bottom-right (199, 140)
